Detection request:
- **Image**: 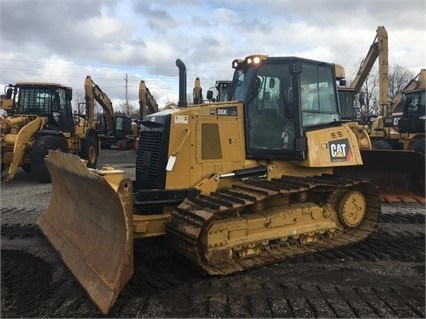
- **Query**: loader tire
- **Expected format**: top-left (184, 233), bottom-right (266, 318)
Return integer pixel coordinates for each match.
top-left (31, 135), bottom-right (68, 183)
top-left (80, 134), bottom-right (98, 168)
top-left (410, 138), bottom-right (425, 154)
top-left (371, 139), bottom-right (393, 150)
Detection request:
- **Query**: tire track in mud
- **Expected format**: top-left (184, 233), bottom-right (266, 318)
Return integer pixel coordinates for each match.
top-left (1, 250), bottom-right (54, 318)
top-left (1, 212), bottom-right (425, 318)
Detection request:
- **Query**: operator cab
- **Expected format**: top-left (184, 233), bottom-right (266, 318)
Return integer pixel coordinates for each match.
top-left (14, 83), bottom-right (75, 132)
top-left (398, 89), bottom-right (426, 133)
top-left (229, 55), bottom-right (341, 161)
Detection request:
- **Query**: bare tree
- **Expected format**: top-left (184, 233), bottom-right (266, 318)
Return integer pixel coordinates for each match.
top-left (116, 100), bottom-right (136, 117)
top-left (351, 63), bottom-right (415, 120)
top-left (72, 89), bottom-right (103, 118)
top-left (72, 89), bottom-right (86, 115)
top-left (351, 64), bottom-right (380, 120)
top-left (388, 64), bottom-right (415, 100)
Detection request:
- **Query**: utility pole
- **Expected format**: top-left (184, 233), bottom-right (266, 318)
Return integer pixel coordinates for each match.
top-left (124, 73), bottom-right (129, 114)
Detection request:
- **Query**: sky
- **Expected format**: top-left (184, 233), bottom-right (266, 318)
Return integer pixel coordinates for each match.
top-left (1, 0), bottom-right (425, 113)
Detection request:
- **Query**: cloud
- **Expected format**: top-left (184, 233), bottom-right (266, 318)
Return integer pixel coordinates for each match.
top-left (1, 0), bottom-right (424, 108)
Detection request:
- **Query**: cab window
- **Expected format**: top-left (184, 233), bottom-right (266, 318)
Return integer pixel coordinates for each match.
top-left (300, 64), bottom-right (340, 127)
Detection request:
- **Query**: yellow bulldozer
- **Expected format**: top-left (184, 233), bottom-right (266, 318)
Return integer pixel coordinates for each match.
top-left (39, 54), bottom-right (399, 314)
top-left (0, 82), bottom-right (99, 182)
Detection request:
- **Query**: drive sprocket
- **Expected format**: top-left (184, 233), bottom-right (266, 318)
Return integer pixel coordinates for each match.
top-left (335, 190), bottom-right (366, 228)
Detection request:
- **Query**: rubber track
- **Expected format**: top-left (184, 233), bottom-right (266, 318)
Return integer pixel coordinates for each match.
top-left (166, 174), bottom-right (381, 275)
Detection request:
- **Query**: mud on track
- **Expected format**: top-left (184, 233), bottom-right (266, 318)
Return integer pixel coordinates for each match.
top-left (1, 150), bottom-right (425, 318)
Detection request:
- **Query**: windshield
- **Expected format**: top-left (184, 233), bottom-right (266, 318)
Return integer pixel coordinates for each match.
top-left (338, 89), bottom-right (355, 120)
top-left (231, 61), bottom-right (296, 155)
top-left (300, 63), bottom-right (340, 126)
top-left (216, 82), bottom-right (231, 102)
top-left (230, 68), bottom-right (257, 102)
top-left (405, 90), bottom-right (425, 118)
top-left (16, 87), bottom-right (60, 114)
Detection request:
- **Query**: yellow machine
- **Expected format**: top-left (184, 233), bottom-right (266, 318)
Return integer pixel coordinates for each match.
top-left (337, 25), bottom-right (389, 122)
top-left (369, 69), bottom-right (425, 153)
top-left (84, 76), bottom-right (137, 149)
top-left (133, 80), bottom-right (159, 152)
top-left (0, 82), bottom-right (99, 182)
top-left (207, 80), bottom-right (233, 102)
top-left (335, 26), bottom-right (425, 203)
top-left (342, 69), bottom-right (426, 203)
top-left (38, 55), bottom-right (382, 314)
top-left (138, 80), bottom-right (159, 119)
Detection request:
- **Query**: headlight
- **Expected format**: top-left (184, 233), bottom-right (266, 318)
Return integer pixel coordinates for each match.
top-left (244, 54), bottom-right (267, 65)
top-left (232, 59), bottom-right (244, 69)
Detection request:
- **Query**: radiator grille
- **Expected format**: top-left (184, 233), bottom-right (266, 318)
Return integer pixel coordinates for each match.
top-left (135, 130), bottom-right (164, 190)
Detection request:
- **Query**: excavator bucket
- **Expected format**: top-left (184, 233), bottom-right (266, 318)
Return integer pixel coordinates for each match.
top-left (36, 150), bottom-right (134, 315)
top-left (335, 149), bottom-right (425, 203)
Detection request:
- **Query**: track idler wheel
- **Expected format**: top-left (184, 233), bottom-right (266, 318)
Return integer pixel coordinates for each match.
top-left (335, 190), bottom-right (366, 228)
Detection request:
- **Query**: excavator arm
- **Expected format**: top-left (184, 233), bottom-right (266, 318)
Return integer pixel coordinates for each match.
top-left (350, 26), bottom-right (389, 117)
top-left (84, 76), bottom-right (115, 134)
top-left (138, 81), bottom-right (158, 119)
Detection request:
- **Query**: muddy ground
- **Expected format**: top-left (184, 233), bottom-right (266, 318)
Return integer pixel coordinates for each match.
top-left (1, 149), bottom-right (425, 318)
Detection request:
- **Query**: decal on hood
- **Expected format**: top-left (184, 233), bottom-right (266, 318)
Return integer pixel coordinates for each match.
top-left (210, 106), bottom-right (238, 116)
top-left (329, 138), bottom-right (352, 162)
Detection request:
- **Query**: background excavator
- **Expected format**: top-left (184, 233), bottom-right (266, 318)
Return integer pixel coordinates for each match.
top-left (38, 54), bottom-right (382, 314)
top-left (369, 69), bottom-right (425, 153)
top-left (133, 80), bottom-right (159, 152)
top-left (138, 80), bottom-right (159, 119)
top-left (84, 76), bottom-right (137, 149)
top-left (335, 26), bottom-right (425, 203)
top-left (0, 82), bottom-right (99, 182)
top-left (337, 26), bottom-right (389, 124)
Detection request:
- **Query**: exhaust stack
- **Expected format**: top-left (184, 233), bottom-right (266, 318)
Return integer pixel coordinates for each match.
top-left (176, 59), bottom-right (187, 107)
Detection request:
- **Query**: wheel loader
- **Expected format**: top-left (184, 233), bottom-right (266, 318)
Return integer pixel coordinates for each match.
top-left (0, 82), bottom-right (100, 182)
top-left (38, 55), bottom-right (383, 314)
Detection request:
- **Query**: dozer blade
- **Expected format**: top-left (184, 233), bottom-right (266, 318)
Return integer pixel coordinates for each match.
top-left (335, 149), bottom-right (425, 203)
top-left (36, 150), bottom-right (134, 315)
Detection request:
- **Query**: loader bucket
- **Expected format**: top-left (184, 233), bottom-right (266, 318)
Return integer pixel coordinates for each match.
top-left (36, 150), bottom-right (134, 315)
top-left (335, 149), bottom-right (425, 203)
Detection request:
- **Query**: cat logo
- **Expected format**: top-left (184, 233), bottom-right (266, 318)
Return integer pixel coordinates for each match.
top-left (329, 139), bottom-right (352, 162)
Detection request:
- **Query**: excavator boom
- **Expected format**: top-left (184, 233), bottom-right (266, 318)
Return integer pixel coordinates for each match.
top-left (138, 80), bottom-right (159, 119)
top-left (84, 76), bottom-right (115, 134)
